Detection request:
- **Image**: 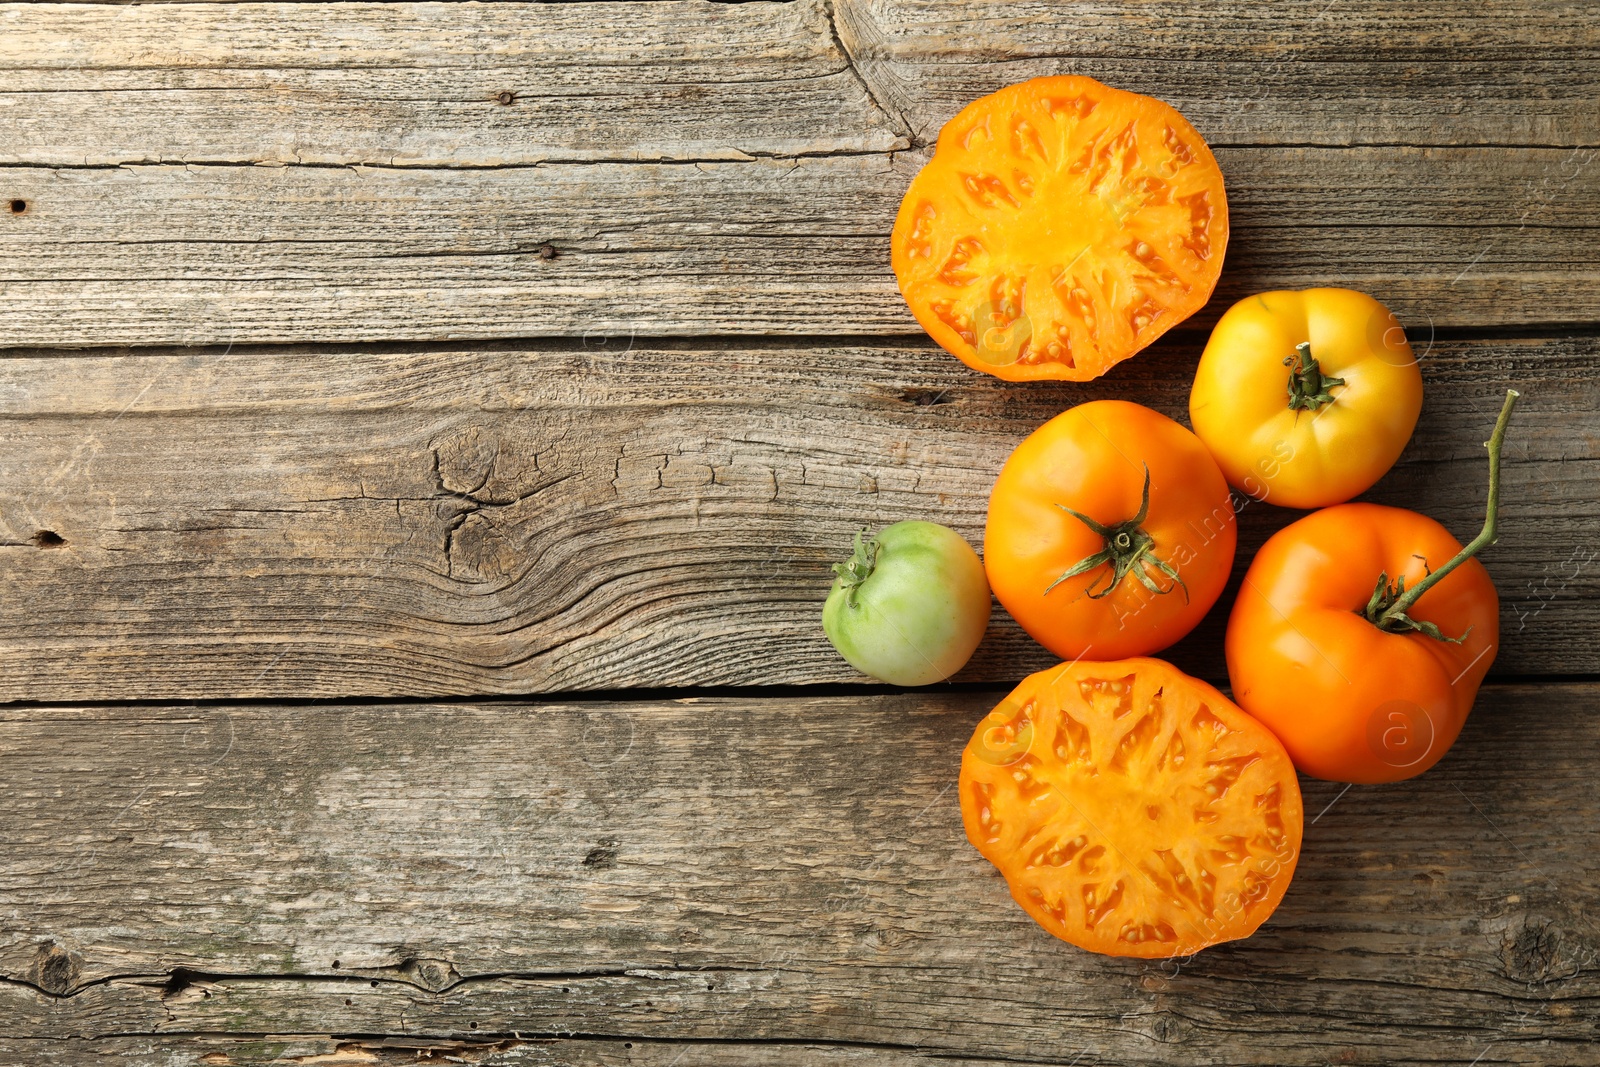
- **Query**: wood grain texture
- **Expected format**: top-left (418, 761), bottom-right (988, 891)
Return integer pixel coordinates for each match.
top-left (836, 0), bottom-right (1600, 148)
top-left (0, 2), bottom-right (909, 166)
top-left (0, 1037), bottom-right (1165, 1067)
top-left (1, 684), bottom-right (1597, 1065)
top-left (2, 2), bottom-right (1598, 345)
top-left (1, 0), bottom-right (1592, 164)
top-left (3, 145), bottom-right (1599, 347)
top-left (2, 336), bottom-right (1594, 701)
top-left (2, 1), bottom-right (1597, 1060)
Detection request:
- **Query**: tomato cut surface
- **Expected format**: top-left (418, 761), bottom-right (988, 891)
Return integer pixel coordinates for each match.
top-left (960, 658), bottom-right (1302, 958)
top-left (892, 76), bottom-right (1229, 382)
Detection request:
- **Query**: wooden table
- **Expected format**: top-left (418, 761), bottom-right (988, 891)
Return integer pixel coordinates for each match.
top-left (2, 2), bottom-right (1597, 1063)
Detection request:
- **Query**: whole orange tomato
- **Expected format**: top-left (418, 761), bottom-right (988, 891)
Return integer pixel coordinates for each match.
top-left (985, 401), bottom-right (1236, 660)
top-left (1227, 392), bottom-right (1517, 784)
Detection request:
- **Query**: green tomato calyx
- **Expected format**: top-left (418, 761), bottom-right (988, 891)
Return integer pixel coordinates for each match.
top-left (1284, 341), bottom-right (1345, 412)
top-left (1045, 465), bottom-right (1189, 602)
top-left (1361, 565), bottom-right (1471, 644)
top-left (831, 529), bottom-right (880, 608)
top-left (1363, 388), bottom-right (1519, 641)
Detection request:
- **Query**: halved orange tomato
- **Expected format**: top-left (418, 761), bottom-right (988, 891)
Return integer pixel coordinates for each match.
top-left (891, 75), bottom-right (1229, 381)
top-left (960, 658), bottom-right (1303, 958)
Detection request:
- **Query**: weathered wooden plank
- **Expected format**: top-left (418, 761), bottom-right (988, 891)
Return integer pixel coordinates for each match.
top-left (0, 1036), bottom-right (1125, 1067)
top-left (2, 1), bottom-right (1598, 343)
top-left (3, 145), bottom-right (1598, 347)
top-left (844, 0), bottom-right (1600, 61)
top-left (0, 0), bottom-right (1592, 165)
top-left (1, 336), bottom-right (1593, 700)
top-left (0, 684), bottom-right (1596, 1065)
top-left (0, 2), bottom-right (908, 167)
top-left (838, 0), bottom-right (1600, 147)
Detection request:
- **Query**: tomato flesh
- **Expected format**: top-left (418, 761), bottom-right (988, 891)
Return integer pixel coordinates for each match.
top-left (893, 76), bottom-right (1229, 382)
top-left (961, 658), bottom-right (1303, 957)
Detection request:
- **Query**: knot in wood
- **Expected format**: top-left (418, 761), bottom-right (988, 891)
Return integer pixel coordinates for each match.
top-left (32, 942), bottom-right (79, 996)
top-left (583, 841), bottom-right (619, 869)
top-left (399, 956), bottom-right (459, 992)
top-left (1501, 916), bottom-right (1576, 985)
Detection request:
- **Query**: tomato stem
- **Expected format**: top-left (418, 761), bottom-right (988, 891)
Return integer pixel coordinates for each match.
top-left (1284, 342), bottom-right (1346, 411)
top-left (1046, 465), bottom-right (1188, 602)
top-left (1366, 389), bottom-right (1519, 637)
top-left (831, 529), bottom-right (879, 609)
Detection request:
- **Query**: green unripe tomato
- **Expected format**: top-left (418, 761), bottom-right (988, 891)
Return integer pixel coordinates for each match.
top-left (822, 521), bottom-right (991, 686)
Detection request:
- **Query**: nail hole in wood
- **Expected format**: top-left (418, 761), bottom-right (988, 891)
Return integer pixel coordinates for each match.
top-left (345, 998), bottom-right (352, 1006)
top-left (331, 960), bottom-right (340, 969)
top-left (370, 980), bottom-right (379, 987)
top-left (10, 199), bottom-right (27, 214)
top-left (33, 530), bottom-right (64, 548)
top-left (469, 1021), bottom-right (478, 1030)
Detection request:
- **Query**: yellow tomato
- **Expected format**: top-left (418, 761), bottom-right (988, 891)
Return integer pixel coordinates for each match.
top-left (1188, 288), bottom-right (1422, 509)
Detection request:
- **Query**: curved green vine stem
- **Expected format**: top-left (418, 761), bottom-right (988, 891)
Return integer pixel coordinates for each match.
top-left (1285, 341), bottom-right (1346, 412)
top-left (1045, 465), bottom-right (1189, 602)
top-left (1365, 388), bottom-right (1520, 638)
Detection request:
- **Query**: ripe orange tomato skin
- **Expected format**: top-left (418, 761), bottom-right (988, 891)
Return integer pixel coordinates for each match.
top-left (985, 401), bottom-right (1237, 660)
top-left (1227, 504), bottom-right (1499, 784)
top-left (1190, 289), bottom-right (1423, 509)
top-left (960, 657), bottom-right (1303, 958)
top-left (891, 75), bottom-right (1229, 382)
